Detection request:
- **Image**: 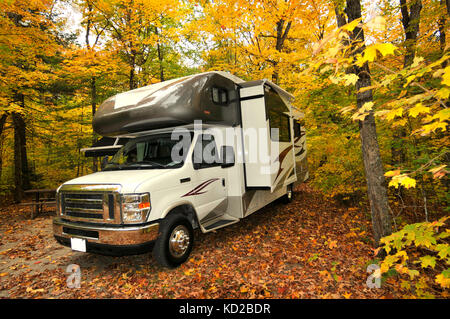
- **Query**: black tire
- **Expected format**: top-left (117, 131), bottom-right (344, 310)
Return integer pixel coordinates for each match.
top-left (282, 184), bottom-right (294, 204)
top-left (152, 213), bottom-right (194, 268)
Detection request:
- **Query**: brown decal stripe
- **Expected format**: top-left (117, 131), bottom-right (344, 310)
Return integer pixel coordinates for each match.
top-left (274, 145), bottom-right (294, 181)
top-left (295, 147), bottom-right (305, 157)
top-left (182, 178), bottom-right (219, 197)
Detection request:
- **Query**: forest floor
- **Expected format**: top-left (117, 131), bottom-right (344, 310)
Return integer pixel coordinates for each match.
top-left (0, 183), bottom-right (402, 299)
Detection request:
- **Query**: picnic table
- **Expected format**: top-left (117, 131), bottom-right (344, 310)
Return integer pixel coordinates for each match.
top-left (20, 189), bottom-right (56, 219)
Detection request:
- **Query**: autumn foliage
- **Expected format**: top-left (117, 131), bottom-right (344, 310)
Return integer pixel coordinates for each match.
top-left (0, 0), bottom-right (448, 298)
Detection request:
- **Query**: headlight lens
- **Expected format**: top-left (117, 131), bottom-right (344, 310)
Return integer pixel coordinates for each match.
top-left (121, 193), bottom-right (151, 223)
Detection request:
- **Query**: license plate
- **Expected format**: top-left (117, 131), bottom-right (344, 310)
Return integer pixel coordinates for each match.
top-left (70, 238), bottom-right (86, 252)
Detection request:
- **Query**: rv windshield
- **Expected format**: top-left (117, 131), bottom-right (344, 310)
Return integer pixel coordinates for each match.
top-left (103, 132), bottom-right (192, 171)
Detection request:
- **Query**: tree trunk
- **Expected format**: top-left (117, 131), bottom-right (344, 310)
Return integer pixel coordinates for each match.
top-left (440, 0), bottom-right (449, 67)
top-left (129, 53), bottom-right (136, 90)
top-left (155, 26), bottom-right (165, 82)
top-left (337, 0), bottom-right (392, 246)
top-left (271, 19), bottom-right (291, 84)
top-left (85, 7), bottom-right (99, 173)
top-left (391, 0), bottom-right (423, 179)
top-left (12, 110), bottom-right (30, 202)
top-left (439, 5), bottom-right (446, 53)
top-left (400, 0), bottom-right (423, 68)
top-left (0, 113), bottom-right (8, 181)
top-left (91, 77), bottom-right (98, 172)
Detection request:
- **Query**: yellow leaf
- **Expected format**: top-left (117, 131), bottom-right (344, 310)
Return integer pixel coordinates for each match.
top-left (442, 66), bottom-right (450, 86)
top-left (375, 43), bottom-right (397, 57)
top-left (420, 256), bottom-right (436, 269)
top-left (363, 46), bottom-right (378, 63)
top-left (360, 102), bottom-right (374, 112)
top-left (351, 111), bottom-right (369, 121)
top-left (433, 109), bottom-right (450, 122)
top-left (374, 109), bottom-right (390, 117)
top-left (405, 75), bottom-right (416, 87)
top-left (389, 175), bottom-right (416, 189)
top-left (408, 103), bottom-right (430, 118)
top-left (343, 74), bottom-right (359, 86)
top-left (340, 105), bottom-right (355, 114)
top-left (435, 273), bottom-right (450, 288)
top-left (357, 85), bottom-right (377, 93)
top-left (436, 87), bottom-right (450, 99)
top-left (384, 170), bottom-right (401, 177)
top-left (386, 108), bottom-right (403, 121)
top-left (184, 268), bottom-right (195, 276)
top-left (341, 19), bottom-right (361, 32)
top-left (411, 56), bottom-right (424, 68)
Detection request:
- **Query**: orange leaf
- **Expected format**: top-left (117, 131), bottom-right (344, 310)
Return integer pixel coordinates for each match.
top-left (328, 240), bottom-right (337, 249)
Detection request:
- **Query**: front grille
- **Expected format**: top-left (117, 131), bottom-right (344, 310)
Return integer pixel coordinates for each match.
top-left (61, 192), bottom-right (117, 223)
top-left (65, 211), bottom-right (103, 219)
top-left (62, 227), bottom-right (99, 239)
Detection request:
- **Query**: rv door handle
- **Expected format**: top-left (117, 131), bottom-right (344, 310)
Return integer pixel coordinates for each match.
top-left (180, 177), bottom-right (191, 183)
top-left (222, 178), bottom-right (225, 187)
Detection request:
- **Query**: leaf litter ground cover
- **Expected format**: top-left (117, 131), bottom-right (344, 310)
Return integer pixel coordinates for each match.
top-left (0, 184), bottom-right (400, 298)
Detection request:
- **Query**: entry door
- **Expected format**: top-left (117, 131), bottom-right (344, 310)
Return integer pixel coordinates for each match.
top-left (239, 84), bottom-right (279, 191)
top-left (187, 133), bottom-right (228, 221)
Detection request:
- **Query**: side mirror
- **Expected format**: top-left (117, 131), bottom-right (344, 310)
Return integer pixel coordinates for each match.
top-left (193, 162), bottom-right (201, 170)
top-left (220, 146), bottom-right (235, 168)
top-left (101, 155), bottom-right (110, 169)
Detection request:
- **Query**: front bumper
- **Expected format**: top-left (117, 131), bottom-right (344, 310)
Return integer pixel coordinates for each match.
top-left (53, 217), bottom-right (159, 256)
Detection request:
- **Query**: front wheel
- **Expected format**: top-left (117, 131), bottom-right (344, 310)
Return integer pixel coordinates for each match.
top-left (153, 213), bottom-right (194, 268)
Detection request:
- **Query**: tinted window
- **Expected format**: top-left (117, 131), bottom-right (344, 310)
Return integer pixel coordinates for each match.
top-left (293, 121), bottom-right (301, 138)
top-left (265, 89), bottom-right (290, 142)
top-left (192, 134), bottom-right (221, 168)
top-left (211, 87), bottom-right (228, 105)
top-left (104, 133), bottom-right (192, 170)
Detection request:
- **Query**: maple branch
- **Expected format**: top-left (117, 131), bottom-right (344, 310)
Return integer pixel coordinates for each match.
top-left (373, 62), bottom-right (447, 109)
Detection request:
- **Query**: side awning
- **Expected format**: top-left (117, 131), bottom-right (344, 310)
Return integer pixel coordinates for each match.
top-left (81, 137), bottom-right (130, 157)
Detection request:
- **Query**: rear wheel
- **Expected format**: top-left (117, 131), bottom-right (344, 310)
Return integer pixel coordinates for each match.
top-left (153, 213), bottom-right (194, 268)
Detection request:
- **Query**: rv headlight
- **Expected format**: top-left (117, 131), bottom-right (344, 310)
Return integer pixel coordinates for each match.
top-left (121, 193), bottom-right (151, 223)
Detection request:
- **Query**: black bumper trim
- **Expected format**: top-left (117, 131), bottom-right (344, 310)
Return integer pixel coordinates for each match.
top-left (54, 235), bottom-right (154, 256)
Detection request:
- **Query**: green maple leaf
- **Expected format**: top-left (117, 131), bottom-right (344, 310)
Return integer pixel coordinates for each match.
top-left (420, 256), bottom-right (436, 269)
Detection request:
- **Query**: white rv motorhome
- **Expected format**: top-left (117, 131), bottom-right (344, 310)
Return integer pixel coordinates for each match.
top-left (53, 71), bottom-right (308, 267)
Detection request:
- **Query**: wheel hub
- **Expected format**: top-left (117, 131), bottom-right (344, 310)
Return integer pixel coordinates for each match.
top-left (169, 225), bottom-right (190, 258)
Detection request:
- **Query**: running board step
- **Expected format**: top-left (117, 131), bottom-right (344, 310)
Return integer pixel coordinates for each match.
top-left (202, 214), bottom-right (239, 232)
top-left (204, 219), bottom-right (237, 231)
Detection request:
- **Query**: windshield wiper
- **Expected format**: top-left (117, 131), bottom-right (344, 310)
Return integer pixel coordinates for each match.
top-left (127, 160), bottom-right (166, 168)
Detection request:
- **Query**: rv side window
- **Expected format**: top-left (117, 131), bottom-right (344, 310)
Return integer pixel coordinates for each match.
top-left (211, 87), bottom-right (228, 105)
top-left (192, 134), bottom-right (221, 169)
top-left (265, 89), bottom-right (290, 142)
top-left (293, 121), bottom-right (301, 138)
